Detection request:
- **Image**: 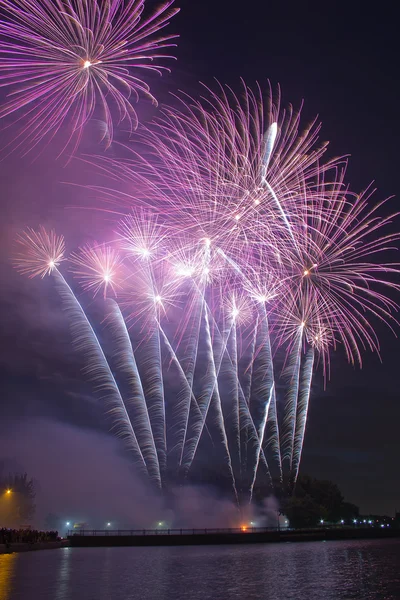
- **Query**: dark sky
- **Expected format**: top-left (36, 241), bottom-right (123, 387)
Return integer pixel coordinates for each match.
top-left (0, 0), bottom-right (399, 522)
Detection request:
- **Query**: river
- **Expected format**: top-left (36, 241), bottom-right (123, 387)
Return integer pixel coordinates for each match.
top-left (1, 539), bottom-right (399, 599)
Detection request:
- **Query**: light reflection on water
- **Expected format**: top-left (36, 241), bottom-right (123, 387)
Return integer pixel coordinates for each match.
top-left (4, 539), bottom-right (400, 600)
top-left (0, 553), bottom-right (17, 600)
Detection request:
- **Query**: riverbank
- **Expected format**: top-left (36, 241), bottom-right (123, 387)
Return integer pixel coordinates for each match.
top-left (0, 540), bottom-right (66, 554)
top-left (68, 527), bottom-right (400, 547)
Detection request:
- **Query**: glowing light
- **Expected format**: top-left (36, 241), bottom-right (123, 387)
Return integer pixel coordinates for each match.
top-left (48, 260), bottom-right (55, 269)
top-left (155, 295), bottom-right (162, 303)
top-left (158, 522), bottom-right (163, 526)
top-left (232, 308), bottom-right (239, 319)
top-left (106, 522), bottom-right (111, 527)
top-left (139, 248), bottom-right (150, 258)
top-left (204, 238), bottom-right (211, 247)
top-left (83, 60), bottom-right (92, 69)
top-left (254, 199), bottom-right (260, 206)
top-left (303, 269), bottom-right (309, 276)
top-left (177, 266), bottom-right (194, 277)
top-left (235, 214), bottom-right (241, 221)
top-left (320, 519), bottom-right (324, 524)
top-left (241, 525), bottom-right (247, 532)
top-left (66, 521), bottom-right (70, 526)
top-left (103, 273), bottom-right (110, 283)
top-left (301, 321), bottom-right (306, 328)
top-left (5, 489), bottom-right (11, 495)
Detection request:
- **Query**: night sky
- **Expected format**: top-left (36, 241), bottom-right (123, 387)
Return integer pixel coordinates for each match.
top-left (0, 0), bottom-right (399, 522)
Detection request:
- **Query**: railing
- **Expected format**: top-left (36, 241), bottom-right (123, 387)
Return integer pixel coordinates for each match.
top-left (68, 527), bottom-right (281, 537)
top-left (67, 524), bottom-right (359, 537)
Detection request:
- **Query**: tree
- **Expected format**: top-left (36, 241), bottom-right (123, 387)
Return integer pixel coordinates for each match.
top-left (281, 475), bottom-right (359, 528)
top-left (0, 472), bottom-right (36, 526)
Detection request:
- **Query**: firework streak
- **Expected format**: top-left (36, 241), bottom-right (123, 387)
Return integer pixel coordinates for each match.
top-left (14, 82), bottom-right (400, 501)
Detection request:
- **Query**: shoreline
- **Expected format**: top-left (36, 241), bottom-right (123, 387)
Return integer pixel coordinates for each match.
top-left (2, 528), bottom-right (398, 552)
top-left (0, 541), bottom-right (67, 554)
top-left (68, 527), bottom-right (400, 548)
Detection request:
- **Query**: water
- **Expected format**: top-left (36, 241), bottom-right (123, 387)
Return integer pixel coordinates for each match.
top-left (1, 539), bottom-right (400, 599)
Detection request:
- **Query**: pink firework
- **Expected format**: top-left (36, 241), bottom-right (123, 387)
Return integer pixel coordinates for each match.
top-left (13, 81), bottom-right (400, 492)
top-left (0, 0), bottom-right (179, 156)
top-left (69, 243), bottom-right (123, 297)
top-left (14, 226), bottom-right (65, 277)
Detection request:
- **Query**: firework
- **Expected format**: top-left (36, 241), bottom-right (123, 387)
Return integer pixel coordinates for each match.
top-left (14, 226), bottom-right (65, 277)
top-left (15, 227), bottom-right (151, 478)
top-left (69, 243), bottom-right (122, 298)
top-left (15, 82), bottom-right (400, 499)
top-left (0, 0), bottom-right (179, 156)
top-left (89, 81), bottom-right (399, 485)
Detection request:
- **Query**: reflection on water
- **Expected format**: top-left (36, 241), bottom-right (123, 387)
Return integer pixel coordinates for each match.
top-left (0, 554), bottom-right (17, 600)
top-left (4, 539), bottom-right (400, 600)
top-left (55, 547), bottom-right (71, 600)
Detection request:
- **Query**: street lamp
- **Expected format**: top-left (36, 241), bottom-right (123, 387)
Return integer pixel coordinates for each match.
top-left (106, 522), bottom-right (111, 527)
top-left (5, 489), bottom-right (11, 495)
top-left (66, 522), bottom-right (70, 527)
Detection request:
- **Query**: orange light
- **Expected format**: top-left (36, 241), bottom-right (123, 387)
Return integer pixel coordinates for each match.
top-left (241, 525), bottom-right (247, 532)
top-left (5, 489), bottom-right (11, 495)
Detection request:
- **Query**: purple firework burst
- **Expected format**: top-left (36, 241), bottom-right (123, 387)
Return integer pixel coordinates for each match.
top-left (0, 0), bottom-right (179, 156)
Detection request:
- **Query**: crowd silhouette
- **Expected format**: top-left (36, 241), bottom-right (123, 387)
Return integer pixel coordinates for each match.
top-left (0, 528), bottom-right (59, 546)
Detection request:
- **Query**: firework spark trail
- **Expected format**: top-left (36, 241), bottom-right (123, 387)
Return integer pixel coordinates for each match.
top-left (226, 313), bottom-right (241, 474)
top-left (291, 346), bottom-right (315, 483)
top-left (176, 286), bottom-right (206, 468)
top-left (261, 121), bottom-right (277, 183)
top-left (242, 315), bottom-right (259, 406)
top-left (142, 322), bottom-right (167, 475)
top-left (125, 253), bottom-right (169, 476)
top-left (264, 180), bottom-right (298, 248)
top-left (182, 303), bottom-right (236, 477)
top-left (105, 299), bottom-right (161, 486)
top-left (282, 327), bottom-right (303, 472)
top-left (265, 385), bottom-right (283, 481)
top-left (0, 0), bottom-right (179, 155)
top-left (239, 315), bottom-right (258, 475)
top-left (242, 302), bottom-right (276, 496)
top-left (53, 269), bottom-right (147, 472)
top-left (251, 302), bottom-right (282, 479)
top-left (249, 382), bottom-right (274, 502)
top-left (199, 305), bottom-right (238, 502)
top-left (204, 304), bottom-right (272, 487)
top-left (157, 322), bottom-right (214, 458)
